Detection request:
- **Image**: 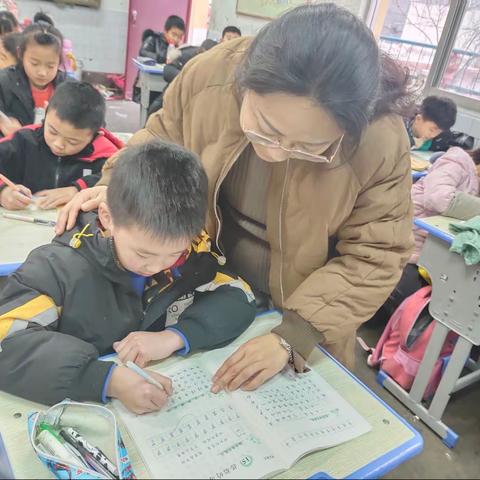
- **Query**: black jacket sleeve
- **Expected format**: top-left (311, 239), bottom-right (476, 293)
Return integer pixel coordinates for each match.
top-left (71, 158), bottom-right (107, 190)
top-left (0, 131), bottom-right (26, 187)
top-left (0, 248), bottom-right (113, 405)
top-left (173, 285), bottom-right (256, 351)
top-left (139, 34), bottom-right (168, 64)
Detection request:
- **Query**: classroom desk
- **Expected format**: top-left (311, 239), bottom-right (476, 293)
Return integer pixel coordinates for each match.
top-left (377, 216), bottom-right (480, 448)
top-left (411, 151), bottom-right (431, 181)
top-left (133, 59), bottom-right (167, 127)
top-left (0, 207), bottom-right (56, 276)
top-left (0, 312), bottom-right (422, 479)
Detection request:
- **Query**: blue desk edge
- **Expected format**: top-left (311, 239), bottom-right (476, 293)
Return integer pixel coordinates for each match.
top-left (414, 218), bottom-right (454, 245)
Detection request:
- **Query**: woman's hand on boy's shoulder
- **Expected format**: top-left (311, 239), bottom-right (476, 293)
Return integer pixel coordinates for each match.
top-left (107, 365), bottom-right (172, 414)
top-left (113, 330), bottom-right (185, 367)
top-left (36, 186), bottom-right (78, 210)
top-left (55, 185), bottom-right (107, 234)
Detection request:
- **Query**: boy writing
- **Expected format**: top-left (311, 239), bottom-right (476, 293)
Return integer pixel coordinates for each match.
top-left (0, 81), bottom-right (122, 210)
top-left (0, 140), bottom-right (256, 414)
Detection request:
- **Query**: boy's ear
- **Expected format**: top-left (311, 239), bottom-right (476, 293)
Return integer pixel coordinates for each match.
top-left (98, 202), bottom-right (114, 233)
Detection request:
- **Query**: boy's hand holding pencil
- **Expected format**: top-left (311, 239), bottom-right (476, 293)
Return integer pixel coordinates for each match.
top-left (0, 173), bottom-right (33, 210)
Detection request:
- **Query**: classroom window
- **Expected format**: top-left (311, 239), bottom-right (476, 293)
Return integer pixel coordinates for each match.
top-left (438, 0), bottom-right (480, 100)
top-left (378, 0), bottom-right (449, 90)
top-left (375, 0), bottom-right (480, 109)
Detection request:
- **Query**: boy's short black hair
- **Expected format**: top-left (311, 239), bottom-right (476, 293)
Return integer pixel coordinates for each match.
top-left (420, 96), bottom-right (457, 131)
top-left (222, 26), bottom-right (241, 37)
top-left (48, 82), bottom-right (106, 133)
top-left (108, 140), bottom-right (208, 241)
top-left (33, 11), bottom-right (55, 27)
top-left (164, 15), bottom-right (185, 33)
top-left (1, 32), bottom-right (21, 57)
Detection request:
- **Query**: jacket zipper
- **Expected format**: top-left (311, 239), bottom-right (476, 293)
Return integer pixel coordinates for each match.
top-left (54, 156), bottom-right (62, 188)
top-left (278, 159), bottom-right (290, 306)
top-left (213, 141), bottom-right (248, 255)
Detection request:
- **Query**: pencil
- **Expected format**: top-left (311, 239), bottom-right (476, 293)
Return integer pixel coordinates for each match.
top-left (126, 361), bottom-right (165, 391)
top-left (0, 173), bottom-right (16, 190)
top-left (2, 213), bottom-right (56, 227)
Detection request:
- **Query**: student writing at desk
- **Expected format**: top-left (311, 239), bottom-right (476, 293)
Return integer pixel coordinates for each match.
top-left (0, 140), bottom-right (255, 414)
top-left (58, 4), bottom-right (414, 390)
top-left (0, 82), bottom-right (122, 210)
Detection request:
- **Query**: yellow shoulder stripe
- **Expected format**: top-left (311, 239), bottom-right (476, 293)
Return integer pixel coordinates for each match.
top-left (0, 295), bottom-right (57, 340)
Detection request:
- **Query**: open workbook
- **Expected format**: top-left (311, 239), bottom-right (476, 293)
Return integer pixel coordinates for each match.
top-left (114, 347), bottom-right (371, 479)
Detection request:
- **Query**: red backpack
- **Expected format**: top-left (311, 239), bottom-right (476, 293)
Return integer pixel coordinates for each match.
top-left (366, 286), bottom-right (458, 399)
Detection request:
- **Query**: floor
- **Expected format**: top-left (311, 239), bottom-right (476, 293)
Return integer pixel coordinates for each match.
top-left (2, 100), bottom-right (479, 478)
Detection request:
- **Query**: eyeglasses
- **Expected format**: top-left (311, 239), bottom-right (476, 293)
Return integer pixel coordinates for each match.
top-left (243, 128), bottom-right (344, 163)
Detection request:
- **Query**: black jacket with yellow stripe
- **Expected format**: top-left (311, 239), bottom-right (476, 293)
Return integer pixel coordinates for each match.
top-left (0, 212), bottom-right (255, 405)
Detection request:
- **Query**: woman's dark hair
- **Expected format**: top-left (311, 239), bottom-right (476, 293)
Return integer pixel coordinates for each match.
top-left (19, 23), bottom-right (63, 62)
top-left (33, 11), bottom-right (55, 27)
top-left (238, 3), bottom-right (411, 141)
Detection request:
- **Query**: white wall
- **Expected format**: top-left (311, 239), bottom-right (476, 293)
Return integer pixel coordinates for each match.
top-left (16, 0), bottom-right (128, 74)
top-left (208, 0), bottom-right (370, 40)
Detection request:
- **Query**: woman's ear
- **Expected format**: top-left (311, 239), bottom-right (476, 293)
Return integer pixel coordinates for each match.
top-left (98, 201), bottom-right (114, 233)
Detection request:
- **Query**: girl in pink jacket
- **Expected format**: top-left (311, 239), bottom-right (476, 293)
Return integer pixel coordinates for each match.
top-left (411, 147), bottom-right (480, 264)
top-left (371, 147), bottom-right (479, 325)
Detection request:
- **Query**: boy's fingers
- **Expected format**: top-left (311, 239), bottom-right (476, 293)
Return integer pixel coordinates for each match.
top-left (150, 371), bottom-right (173, 395)
top-left (13, 191), bottom-right (31, 207)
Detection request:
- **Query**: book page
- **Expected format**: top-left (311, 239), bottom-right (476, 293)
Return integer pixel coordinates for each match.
top-left (115, 346), bottom-right (370, 478)
top-left (232, 368), bottom-right (372, 468)
top-left (114, 358), bottom-right (283, 479)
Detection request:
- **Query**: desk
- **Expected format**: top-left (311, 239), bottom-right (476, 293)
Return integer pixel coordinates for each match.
top-left (377, 216), bottom-right (480, 447)
top-left (0, 312), bottom-right (422, 479)
top-left (0, 207), bottom-right (56, 276)
top-left (133, 59), bottom-right (167, 127)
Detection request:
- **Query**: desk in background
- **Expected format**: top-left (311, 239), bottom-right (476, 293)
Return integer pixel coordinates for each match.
top-left (133, 59), bottom-right (167, 128)
top-left (411, 151), bottom-right (431, 181)
top-left (0, 208), bottom-right (56, 276)
top-left (0, 312), bottom-right (422, 479)
top-left (377, 216), bottom-right (480, 447)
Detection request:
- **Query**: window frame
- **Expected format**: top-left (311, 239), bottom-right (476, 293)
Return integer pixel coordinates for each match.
top-left (371, 0), bottom-right (480, 111)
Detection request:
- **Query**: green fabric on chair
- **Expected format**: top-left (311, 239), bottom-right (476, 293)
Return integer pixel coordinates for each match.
top-left (449, 216), bottom-right (480, 265)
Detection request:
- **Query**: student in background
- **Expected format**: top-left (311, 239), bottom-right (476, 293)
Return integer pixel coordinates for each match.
top-left (32, 11), bottom-right (77, 78)
top-left (133, 15), bottom-right (186, 104)
top-left (221, 26), bottom-right (241, 42)
top-left (0, 139), bottom-right (255, 413)
top-left (405, 95), bottom-right (457, 151)
top-left (139, 15), bottom-right (186, 64)
top-left (372, 146), bottom-right (480, 324)
top-left (0, 31), bottom-right (19, 68)
top-left (0, 23), bottom-right (67, 137)
top-left (0, 82), bottom-right (122, 210)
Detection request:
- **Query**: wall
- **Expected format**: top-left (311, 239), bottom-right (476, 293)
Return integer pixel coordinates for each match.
top-left (16, 0), bottom-right (128, 74)
top-left (208, 0), bottom-right (370, 40)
